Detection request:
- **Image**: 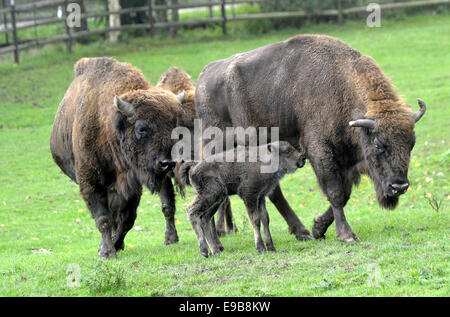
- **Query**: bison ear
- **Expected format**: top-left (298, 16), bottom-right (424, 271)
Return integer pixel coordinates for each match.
top-left (114, 95), bottom-right (135, 117)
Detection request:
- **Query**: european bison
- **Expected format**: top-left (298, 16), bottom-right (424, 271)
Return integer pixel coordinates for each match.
top-left (195, 34), bottom-right (426, 243)
top-left (180, 141), bottom-right (306, 257)
top-left (50, 57), bottom-right (185, 258)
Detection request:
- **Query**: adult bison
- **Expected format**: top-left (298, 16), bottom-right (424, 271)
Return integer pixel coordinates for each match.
top-left (50, 57), bottom-right (185, 258)
top-left (195, 34), bottom-right (426, 242)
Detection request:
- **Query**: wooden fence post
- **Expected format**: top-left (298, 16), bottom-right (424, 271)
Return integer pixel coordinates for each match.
top-left (147, 0), bottom-right (154, 37)
top-left (10, 0), bottom-right (18, 63)
top-left (171, 0), bottom-right (178, 38)
top-left (63, 0), bottom-right (72, 53)
top-left (337, 0), bottom-right (343, 25)
top-left (221, 0), bottom-right (226, 35)
top-left (208, 0), bottom-right (213, 17)
top-left (2, 0), bottom-right (8, 45)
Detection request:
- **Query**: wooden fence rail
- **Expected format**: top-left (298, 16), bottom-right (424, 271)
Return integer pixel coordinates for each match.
top-left (0, 0), bottom-right (448, 63)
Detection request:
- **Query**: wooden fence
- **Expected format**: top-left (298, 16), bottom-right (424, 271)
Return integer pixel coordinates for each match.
top-left (0, 0), bottom-right (448, 63)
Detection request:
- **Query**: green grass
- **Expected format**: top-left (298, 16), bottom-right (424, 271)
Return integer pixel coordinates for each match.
top-left (0, 13), bottom-right (449, 297)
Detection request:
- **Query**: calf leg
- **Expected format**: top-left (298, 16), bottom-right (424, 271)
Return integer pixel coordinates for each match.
top-left (203, 200), bottom-right (226, 255)
top-left (216, 198), bottom-right (237, 236)
top-left (259, 198), bottom-right (275, 252)
top-left (224, 198), bottom-right (237, 234)
top-left (269, 185), bottom-right (312, 240)
top-left (215, 199), bottom-right (227, 237)
top-left (159, 175), bottom-right (179, 245)
top-left (243, 199), bottom-right (266, 252)
top-left (188, 194), bottom-right (225, 257)
top-left (188, 196), bottom-right (210, 257)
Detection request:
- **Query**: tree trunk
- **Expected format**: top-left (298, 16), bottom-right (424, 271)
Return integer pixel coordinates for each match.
top-left (108, 0), bottom-right (121, 43)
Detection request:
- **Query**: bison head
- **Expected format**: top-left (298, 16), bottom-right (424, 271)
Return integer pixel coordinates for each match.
top-left (112, 88), bottom-right (184, 192)
top-left (350, 99), bottom-right (426, 209)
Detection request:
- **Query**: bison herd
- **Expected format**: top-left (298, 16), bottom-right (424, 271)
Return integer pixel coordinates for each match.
top-left (50, 34), bottom-right (426, 259)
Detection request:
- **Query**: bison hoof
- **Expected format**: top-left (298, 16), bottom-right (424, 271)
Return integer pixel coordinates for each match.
top-left (209, 248), bottom-right (223, 256)
top-left (164, 233), bottom-right (179, 245)
top-left (266, 244), bottom-right (276, 252)
top-left (289, 224), bottom-right (313, 241)
top-left (98, 247), bottom-right (117, 259)
top-left (297, 233), bottom-right (313, 241)
top-left (200, 247), bottom-right (209, 258)
top-left (337, 231), bottom-right (361, 243)
top-left (312, 218), bottom-right (331, 239)
top-left (256, 242), bottom-right (267, 253)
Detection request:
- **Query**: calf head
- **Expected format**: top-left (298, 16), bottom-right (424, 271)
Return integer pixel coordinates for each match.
top-left (113, 88), bottom-right (184, 191)
top-left (268, 141), bottom-right (306, 174)
top-left (350, 99), bottom-right (426, 209)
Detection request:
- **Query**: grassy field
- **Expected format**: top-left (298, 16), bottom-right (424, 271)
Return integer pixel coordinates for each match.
top-left (0, 13), bottom-right (448, 297)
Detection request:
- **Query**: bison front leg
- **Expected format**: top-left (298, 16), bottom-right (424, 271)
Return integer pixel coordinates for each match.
top-left (312, 206), bottom-right (334, 239)
top-left (110, 193), bottom-right (141, 252)
top-left (159, 175), bottom-right (179, 245)
top-left (315, 168), bottom-right (360, 243)
top-left (269, 185), bottom-right (312, 240)
top-left (82, 188), bottom-right (117, 259)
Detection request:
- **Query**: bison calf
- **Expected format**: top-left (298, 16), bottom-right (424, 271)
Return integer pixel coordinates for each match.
top-left (180, 141), bottom-right (306, 257)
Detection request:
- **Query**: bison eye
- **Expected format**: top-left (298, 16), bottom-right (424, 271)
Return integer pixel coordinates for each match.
top-left (374, 138), bottom-right (385, 153)
top-left (134, 121), bottom-right (149, 139)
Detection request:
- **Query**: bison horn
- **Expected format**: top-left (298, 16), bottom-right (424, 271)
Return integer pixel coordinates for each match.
top-left (412, 98), bottom-right (426, 123)
top-left (349, 119), bottom-right (376, 130)
top-left (114, 95), bottom-right (135, 117)
top-left (177, 91), bottom-right (185, 104)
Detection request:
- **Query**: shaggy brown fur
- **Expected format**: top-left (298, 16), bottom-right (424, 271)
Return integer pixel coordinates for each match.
top-left (51, 57), bottom-right (183, 258)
